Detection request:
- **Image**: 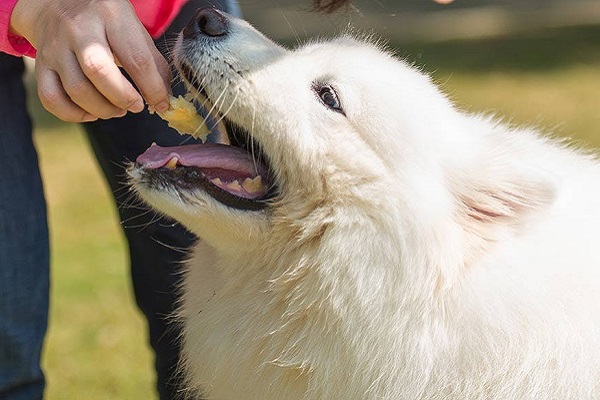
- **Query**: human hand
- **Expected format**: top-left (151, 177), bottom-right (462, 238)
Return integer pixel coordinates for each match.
top-left (10, 0), bottom-right (171, 122)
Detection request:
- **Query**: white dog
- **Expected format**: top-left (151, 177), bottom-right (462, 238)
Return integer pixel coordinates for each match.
top-left (130, 7), bottom-right (600, 400)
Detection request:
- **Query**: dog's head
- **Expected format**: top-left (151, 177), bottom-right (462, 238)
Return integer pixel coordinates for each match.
top-left (131, 8), bottom-right (555, 286)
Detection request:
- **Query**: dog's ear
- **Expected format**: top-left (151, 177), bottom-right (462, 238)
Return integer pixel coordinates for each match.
top-left (455, 162), bottom-right (556, 243)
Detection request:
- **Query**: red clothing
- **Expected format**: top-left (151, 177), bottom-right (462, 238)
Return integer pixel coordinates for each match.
top-left (0, 0), bottom-right (188, 57)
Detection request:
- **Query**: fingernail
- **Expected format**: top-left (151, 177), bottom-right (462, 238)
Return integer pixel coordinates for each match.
top-left (82, 113), bottom-right (98, 122)
top-left (128, 99), bottom-right (144, 113)
top-left (154, 100), bottom-right (170, 114)
top-left (115, 109), bottom-right (127, 118)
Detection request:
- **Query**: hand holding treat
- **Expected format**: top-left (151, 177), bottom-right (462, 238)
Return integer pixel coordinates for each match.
top-left (9, 0), bottom-right (171, 122)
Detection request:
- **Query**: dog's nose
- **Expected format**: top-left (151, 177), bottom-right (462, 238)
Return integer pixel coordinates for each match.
top-left (183, 7), bottom-right (228, 39)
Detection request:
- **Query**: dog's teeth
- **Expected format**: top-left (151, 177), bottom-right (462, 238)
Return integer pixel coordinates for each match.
top-left (165, 157), bottom-right (178, 169)
top-left (151, 142), bottom-right (158, 147)
top-left (253, 176), bottom-right (265, 190)
top-left (227, 180), bottom-right (242, 191)
top-left (210, 177), bottom-right (265, 194)
top-left (242, 176), bottom-right (264, 193)
top-left (242, 177), bottom-right (254, 193)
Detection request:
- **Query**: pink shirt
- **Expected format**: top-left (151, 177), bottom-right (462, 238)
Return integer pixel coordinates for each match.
top-left (0, 0), bottom-right (188, 58)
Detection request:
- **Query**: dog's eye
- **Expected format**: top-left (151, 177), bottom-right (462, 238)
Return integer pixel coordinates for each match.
top-left (313, 84), bottom-right (344, 114)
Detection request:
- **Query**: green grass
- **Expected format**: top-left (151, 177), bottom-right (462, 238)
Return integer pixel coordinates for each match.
top-left (33, 25), bottom-right (599, 400)
top-left (397, 25), bottom-right (600, 147)
top-left (35, 125), bottom-right (156, 400)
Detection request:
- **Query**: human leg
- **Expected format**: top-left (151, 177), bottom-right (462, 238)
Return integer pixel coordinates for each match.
top-left (0, 53), bottom-right (50, 400)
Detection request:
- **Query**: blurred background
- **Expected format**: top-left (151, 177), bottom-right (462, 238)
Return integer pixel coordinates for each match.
top-left (32, 1), bottom-right (599, 399)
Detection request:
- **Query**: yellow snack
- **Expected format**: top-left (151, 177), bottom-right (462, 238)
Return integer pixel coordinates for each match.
top-left (156, 95), bottom-right (210, 140)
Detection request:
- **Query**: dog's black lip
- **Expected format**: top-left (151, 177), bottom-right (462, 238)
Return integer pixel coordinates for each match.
top-left (180, 62), bottom-right (207, 97)
top-left (139, 164), bottom-right (273, 211)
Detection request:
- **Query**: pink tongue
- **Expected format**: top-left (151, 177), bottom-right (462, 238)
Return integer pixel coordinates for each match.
top-left (136, 143), bottom-right (268, 178)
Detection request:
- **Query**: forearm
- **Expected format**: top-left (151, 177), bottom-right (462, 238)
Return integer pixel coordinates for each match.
top-left (0, 0), bottom-right (195, 58)
top-left (0, 0), bottom-right (35, 57)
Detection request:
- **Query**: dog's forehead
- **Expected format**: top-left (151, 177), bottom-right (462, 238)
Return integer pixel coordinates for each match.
top-left (298, 37), bottom-right (383, 62)
top-left (291, 37), bottom-right (416, 84)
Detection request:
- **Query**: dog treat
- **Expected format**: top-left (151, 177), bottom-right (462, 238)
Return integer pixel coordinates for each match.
top-left (153, 95), bottom-right (210, 141)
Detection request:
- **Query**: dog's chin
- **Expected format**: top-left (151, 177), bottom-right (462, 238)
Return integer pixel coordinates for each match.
top-left (130, 175), bottom-right (271, 249)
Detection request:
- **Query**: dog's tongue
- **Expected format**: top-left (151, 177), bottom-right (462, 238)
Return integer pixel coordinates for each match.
top-left (137, 143), bottom-right (268, 179)
top-left (137, 143), bottom-right (270, 200)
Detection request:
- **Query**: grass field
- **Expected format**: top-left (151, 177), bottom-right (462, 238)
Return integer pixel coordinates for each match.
top-left (36, 124), bottom-right (156, 400)
top-left (34, 25), bottom-right (598, 400)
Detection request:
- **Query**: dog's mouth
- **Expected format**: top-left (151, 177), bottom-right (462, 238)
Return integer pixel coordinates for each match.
top-left (135, 62), bottom-right (276, 211)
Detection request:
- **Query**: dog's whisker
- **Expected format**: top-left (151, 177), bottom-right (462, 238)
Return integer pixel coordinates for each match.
top-left (213, 85), bottom-right (238, 129)
top-left (123, 210), bottom-right (165, 232)
top-left (248, 97), bottom-right (261, 178)
top-left (119, 208), bottom-right (154, 225)
top-left (150, 236), bottom-right (191, 254)
top-left (177, 135), bottom-right (196, 146)
top-left (172, 74), bottom-right (185, 89)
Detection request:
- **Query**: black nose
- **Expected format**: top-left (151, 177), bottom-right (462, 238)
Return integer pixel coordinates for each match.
top-left (183, 7), bottom-right (228, 39)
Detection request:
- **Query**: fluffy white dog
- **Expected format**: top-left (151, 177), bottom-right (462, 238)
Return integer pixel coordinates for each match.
top-left (130, 7), bottom-right (600, 400)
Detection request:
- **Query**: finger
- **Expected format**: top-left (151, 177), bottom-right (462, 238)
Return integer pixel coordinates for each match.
top-left (36, 66), bottom-right (98, 123)
top-left (56, 51), bottom-right (127, 119)
top-left (107, 24), bottom-right (172, 113)
top-left (74, 39), bottom-right (145, 113)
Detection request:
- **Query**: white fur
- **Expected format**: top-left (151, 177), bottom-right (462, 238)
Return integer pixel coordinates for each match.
top-left (131, 14), bottom-right (600, 400)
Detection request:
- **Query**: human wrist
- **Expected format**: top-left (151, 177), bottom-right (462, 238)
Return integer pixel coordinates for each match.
top-left (0, 0), bottom-right (33, 56)
top-left (9, 0), bottom-right (43, 40)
